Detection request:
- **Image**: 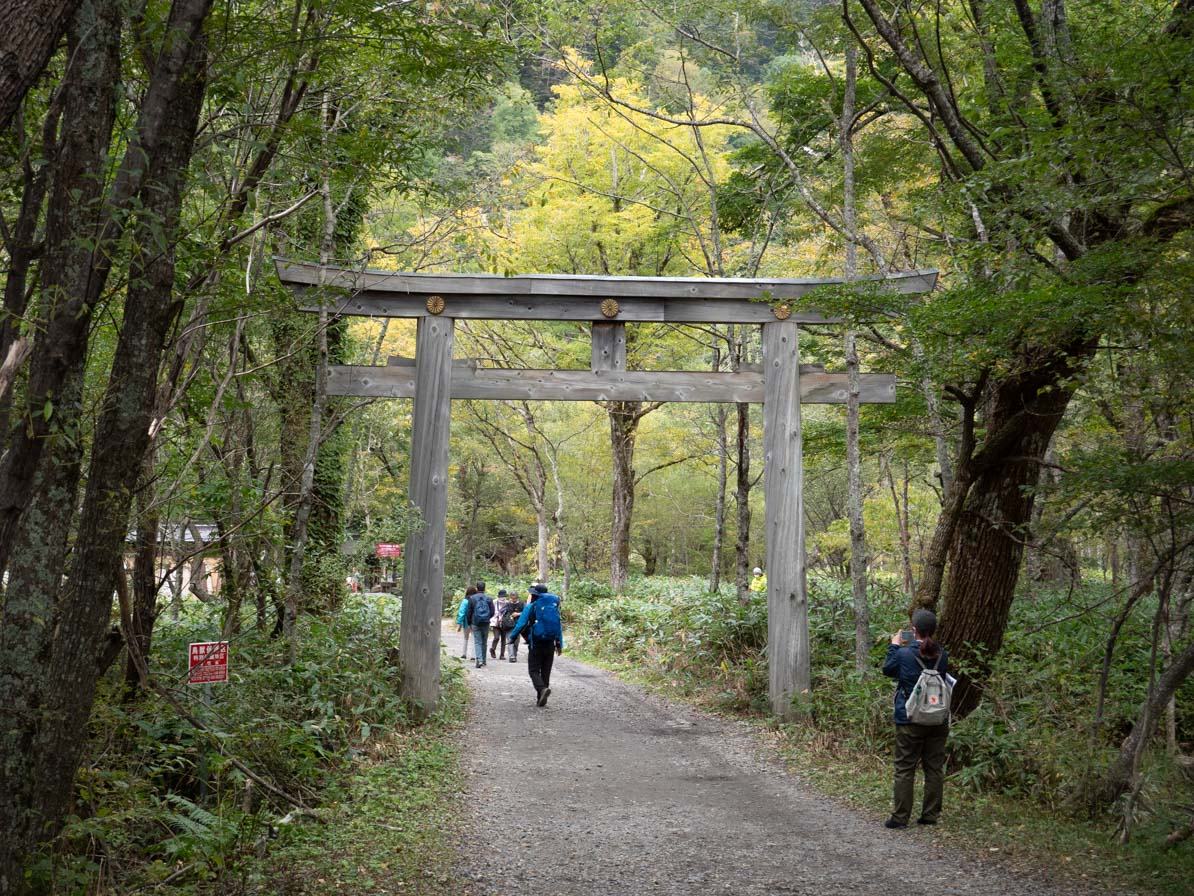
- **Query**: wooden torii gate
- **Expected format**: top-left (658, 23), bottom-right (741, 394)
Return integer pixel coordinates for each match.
top-left (276, 260), bottom-right (937, 721)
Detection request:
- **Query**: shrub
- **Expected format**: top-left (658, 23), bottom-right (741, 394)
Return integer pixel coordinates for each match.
top-left (47, 592), bottom-right (416, 891)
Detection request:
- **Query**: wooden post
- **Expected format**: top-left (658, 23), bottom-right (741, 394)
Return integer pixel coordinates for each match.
top-left (399, 315), bottom-right (455, 716)
top-left (591, 321), bottom-right (626, 371)
top-left (762, 320), bottom-right (810, 721)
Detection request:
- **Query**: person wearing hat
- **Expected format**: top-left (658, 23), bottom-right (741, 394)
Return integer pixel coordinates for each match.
top-left (881, 608), bottom-right (951, 828)
top-left (749, 566), bottom-right (767, 594)
top-left (506, 583), bottom-right (564, 706)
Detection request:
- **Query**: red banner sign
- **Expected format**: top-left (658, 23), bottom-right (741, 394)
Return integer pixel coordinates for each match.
top-left (375, 543), bottom-right (403, 558)
top-left (188, 641), bottom-right (229, 684)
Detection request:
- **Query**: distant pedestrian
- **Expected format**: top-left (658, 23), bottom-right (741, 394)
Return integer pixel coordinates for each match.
top-left (490, 589), bottom-right (512, 659)
top-left (749, 566), bottom-right (767, 594)
top-left (502, 592), bottom-right (526, 662)
top-left (456, 585), bottom-right (477, 659)
top-left (881, 608), bottom-right (951, 829)
top-left (466, 581), bottom-right (495, 668)
top-left (507, 583), bottom-right (563, 706)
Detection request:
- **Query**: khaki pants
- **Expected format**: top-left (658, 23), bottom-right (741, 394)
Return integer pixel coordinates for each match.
top-left (892, 722), bottom-right (949, 824)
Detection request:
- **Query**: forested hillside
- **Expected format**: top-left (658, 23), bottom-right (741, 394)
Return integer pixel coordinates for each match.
top-left (0, 0), bottom-right (1191, 892)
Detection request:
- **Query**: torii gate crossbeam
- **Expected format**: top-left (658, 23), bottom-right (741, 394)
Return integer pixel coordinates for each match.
top-left (276, 260), bottom-right (938, 721)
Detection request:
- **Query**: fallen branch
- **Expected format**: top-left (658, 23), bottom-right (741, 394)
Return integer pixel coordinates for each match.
top-left (1165, 812), bottom-right (1194, 849)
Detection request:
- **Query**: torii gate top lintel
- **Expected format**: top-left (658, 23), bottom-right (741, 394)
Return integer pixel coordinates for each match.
top-left (275, 258), bottom-right (938, 324)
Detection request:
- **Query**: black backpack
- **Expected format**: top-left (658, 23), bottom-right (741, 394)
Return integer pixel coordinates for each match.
top-left (503, 602), bottom-right (524, 631)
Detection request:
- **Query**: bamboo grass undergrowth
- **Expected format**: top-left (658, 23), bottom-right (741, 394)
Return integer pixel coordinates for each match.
top-left (568, 575), bottom-right (1194, 896)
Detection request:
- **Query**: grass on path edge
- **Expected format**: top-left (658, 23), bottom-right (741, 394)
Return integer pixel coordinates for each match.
top-left (253, 667), bottom-right (470, 896)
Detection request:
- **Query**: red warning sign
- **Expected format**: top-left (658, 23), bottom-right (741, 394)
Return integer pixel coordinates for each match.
top-left (188, 641), bottom-right (229, 684)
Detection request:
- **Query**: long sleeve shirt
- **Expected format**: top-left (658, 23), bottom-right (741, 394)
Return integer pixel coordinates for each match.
top-left (506, 595), bottom-right (564, 651)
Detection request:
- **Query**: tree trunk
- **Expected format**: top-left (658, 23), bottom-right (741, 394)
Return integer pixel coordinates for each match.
top-left (842, 45), bottom-right (870, 672)
top-left (939, 340), bottom-right (1094, 714)
top-left (124, 487), bottom-right (160, 697)
top-left (885, 456), bottom-right (916, 601)
top-left (0, 1), bottom-right (121, 883)
top-left (0, 0), bottom-right (208, 881)
top-left (608, 400), bottom-right (639, 592)
top-left (734, 399), bottom-right (752, 604)
top-left (0, 0), bottom-right (84, 130)
top-left (641, 538), bottom-right (658, 576)
top-left (283, 98), bottom-right (336, 661)
top-left (710, 401), bottom-right (729, 593)
top-left (33, 0), bottom-right (204, 842)
top-left (0, 123), bottom-right (50, 439)
top-left (1094, 635), bottom-right (1194, 811)
top-left (0, 0), bottom-right (122, 580)
top-left (845, 329), bottom-right (870, 671)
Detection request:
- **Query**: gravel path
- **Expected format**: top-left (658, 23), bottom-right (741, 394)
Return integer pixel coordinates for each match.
top-left (448, 622), bottom-right (1109, 896)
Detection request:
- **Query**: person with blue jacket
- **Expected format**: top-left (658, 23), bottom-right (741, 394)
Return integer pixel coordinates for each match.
top-left (455, 585), bottom-right (476, 659)
top-left (506, 583), bottom-right (563, 706)
top-left (881, 608), bottom-right (950, 829)
top-left (465, 582), bottom-right (495, 668)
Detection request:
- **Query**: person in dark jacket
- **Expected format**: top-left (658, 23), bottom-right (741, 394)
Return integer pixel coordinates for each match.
top-left (881, 608), bottom-right (950, 828)
top-left (465, 582), bottom-right (495, 668)
top-left (506, 583), bottom-right (563, 706)
top-left (502, 591), bottom-right (526, 662)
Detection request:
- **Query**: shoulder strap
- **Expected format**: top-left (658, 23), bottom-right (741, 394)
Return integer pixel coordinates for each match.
top-left (914, 652), bottom-right (943, 672)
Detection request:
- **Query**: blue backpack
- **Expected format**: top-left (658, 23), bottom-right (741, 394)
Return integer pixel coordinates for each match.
top-left (531, 594), bottom-right (562, 643)
top-left (471, 594), bottom-right (492, 624)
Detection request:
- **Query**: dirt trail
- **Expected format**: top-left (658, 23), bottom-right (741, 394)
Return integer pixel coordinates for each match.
top-left (447, 621), bottom-right (1112, 896)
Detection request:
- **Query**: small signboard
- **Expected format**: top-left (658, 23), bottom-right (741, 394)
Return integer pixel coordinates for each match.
top-left (188, 641), bottom-right (229, 684)
top-left (375, 542), bottom-right (403, 558)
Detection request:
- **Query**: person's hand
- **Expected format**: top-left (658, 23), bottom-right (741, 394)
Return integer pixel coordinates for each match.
top-left (890, 631), bottom-right (903, 646)
top-left (556, 646), bottom-right (562, 656)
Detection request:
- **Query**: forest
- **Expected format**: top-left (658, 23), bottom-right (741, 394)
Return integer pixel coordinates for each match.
top-left (0, 0), bottom-right (1191, 892)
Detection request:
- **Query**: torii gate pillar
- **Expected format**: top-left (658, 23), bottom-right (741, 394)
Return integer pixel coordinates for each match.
top-left (399, 316), bottom-right (455, 714)
top-left (763, 321), bottom-right (809, 718)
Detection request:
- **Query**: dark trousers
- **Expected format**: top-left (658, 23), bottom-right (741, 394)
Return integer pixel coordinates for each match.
top-left (490, 626), bottom-right (508, 657)
top-left (892, 723), bottom-right (949, 823)
top-left (527, 641), bottom-right (556, 694)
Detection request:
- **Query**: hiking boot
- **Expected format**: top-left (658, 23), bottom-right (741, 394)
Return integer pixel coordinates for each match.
top-left (884, 817), bottom-right (907, 829)
top-left (916, 817), bottom-right (937, 825)
top-left (489, 649), bottom-right (496, 658)
top-left (509, 656), bottom-right (516, 663)
top-left (475, 660), bottom-right (481, 668)
top-left (537, 687), bottom-right (551, 707)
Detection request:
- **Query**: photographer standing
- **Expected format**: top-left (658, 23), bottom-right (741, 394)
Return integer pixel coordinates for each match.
top-left (881, 608), bottom-right (951, 829)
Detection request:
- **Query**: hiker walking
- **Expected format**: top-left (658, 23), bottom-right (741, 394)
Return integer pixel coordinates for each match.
top-left (456, 585), bottom-right (477, 659)
top-left (749, 566), bottom-right (767, 594)
top-left (506, 583), bottom-right (563, 706)
top-left (881, 608), bottom-right (951, 829)
top-left (490, 589), bottom-right (512, 660)
top-left (502, 591), bottom-right (526, 662)
top-left (466, 582), bottom-right (495, 668)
